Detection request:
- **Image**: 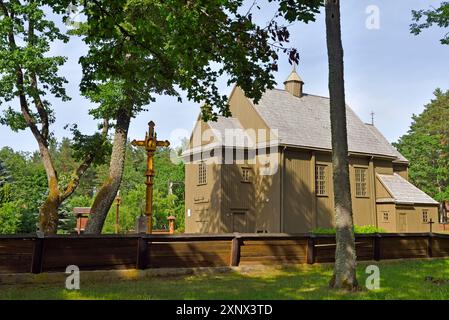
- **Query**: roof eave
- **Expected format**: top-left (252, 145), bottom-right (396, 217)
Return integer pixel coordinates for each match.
top-left (280, 143), bottom-right (401, 160)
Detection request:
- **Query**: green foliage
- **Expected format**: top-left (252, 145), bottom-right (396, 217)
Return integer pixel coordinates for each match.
top-left (75, 0), bottom-right (318, 122)
top-left (411, 2), bottom-right (449, 45)
top-left (57, 201), bottom-right (77, 235)
top-left (0, 1), bottom-right (113, 234)
top-left (274, 0), bottom-right (323, 23)
top-left (0, 163), bottom-right (13, 228)
top-left (58, 195), bottom-right (93, 234)
top-left (67, 195), bottom-right (93, 208)
top-left (312, 225), bottom-right (386, 234)
top-left (49, 139), bottom-right (100, 196)
top-left (0, 147), bottom-right (47, 233)
top-left (0, 159), bottom-right (11, 188)
top-left (69, 125), bottom-right (112, 166)
top-left (0, 0), bottom-right (71, 129)
top-left (354, 225), bottom-right (387, 234)
top-left (101, 146), bottom-right (185, 233)
top-left (102, 185), bottom-right (144, 234)
top-left (0, 148), bottom-right (46, 233)
top-left (394, 89), bottom-right (449, 202)
top-left (0, 183), bottom-right (12, 204)
top-left (0, 201), bottom-right (23, 234)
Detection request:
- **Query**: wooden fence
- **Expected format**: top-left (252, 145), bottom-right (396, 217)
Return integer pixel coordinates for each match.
top-left (1, 233), bottom-right (449, 274)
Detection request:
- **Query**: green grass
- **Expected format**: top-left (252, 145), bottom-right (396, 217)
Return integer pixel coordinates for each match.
top-left (2, 259), bottom-right (449, 300)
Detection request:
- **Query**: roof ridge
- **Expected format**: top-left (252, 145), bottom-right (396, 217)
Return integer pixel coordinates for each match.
top-left (271, 88), bottom-right (330, 100)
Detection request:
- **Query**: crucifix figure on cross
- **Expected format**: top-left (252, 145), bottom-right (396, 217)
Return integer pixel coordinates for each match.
top-left (131, 121), bottom-right (170, 234)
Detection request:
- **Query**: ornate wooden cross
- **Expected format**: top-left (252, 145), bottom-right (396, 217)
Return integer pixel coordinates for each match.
top-left (131, 121), bottom-right (170, 234)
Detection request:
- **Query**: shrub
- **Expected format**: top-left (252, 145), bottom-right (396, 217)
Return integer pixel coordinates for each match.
top-left (0, 201), bottom-right (23, 234)
top-left (312, 225), bottom-right (386, 234)
top-left (354, 225), bottom-right (386, 234)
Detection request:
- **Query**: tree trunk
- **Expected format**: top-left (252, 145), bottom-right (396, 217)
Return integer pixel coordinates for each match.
top-left (37, 145), bottom-right (61, 234)
top-left (85, 107), bottom-right (131, 234)
top-left (325, 0), bottom-right (358, 290)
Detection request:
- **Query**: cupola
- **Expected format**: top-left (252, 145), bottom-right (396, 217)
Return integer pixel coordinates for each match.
top-left (284, 67), bottom-right (304, 98)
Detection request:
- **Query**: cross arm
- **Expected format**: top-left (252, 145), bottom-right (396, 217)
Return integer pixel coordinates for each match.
top-left (156, 140), bottom-right (170, 147)
top-left (131, 139), bottom-right (146, 147)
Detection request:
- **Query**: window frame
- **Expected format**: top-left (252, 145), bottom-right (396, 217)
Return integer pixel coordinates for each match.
top-left (382, 211), bottom-right (389, 222)
top-left (197, 161), bottom-right (207, 185)
top-left (354, 166), bottom-right (369, 198)
top-left (422, 210), bottom-right (429, 224)
top-left (315, 164), bottom-right (328, 197)
top-left (241, 166), bottom-right (252, 183)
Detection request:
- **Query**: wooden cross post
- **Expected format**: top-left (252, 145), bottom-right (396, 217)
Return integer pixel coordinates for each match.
top-left (115, 191), bottom-right (122, 234)
top-left (131, 121), bottom-right (170, 234)
top-left (429, 218), bottom-right (435, 233)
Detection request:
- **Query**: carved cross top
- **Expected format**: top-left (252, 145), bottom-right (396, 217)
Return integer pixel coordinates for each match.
top-left (131, 121), bottom-right (170, 151)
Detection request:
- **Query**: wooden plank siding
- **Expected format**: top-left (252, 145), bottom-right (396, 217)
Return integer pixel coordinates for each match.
top-left (239, 239), bottom-right (308, 265)
top-left (0, 237), bottom-right (35, 274)
top-left (379, 236), bottom-right (429, 260)
top-left (41, 237), bottom-right (139, 272)
top-left (1, 233), bottom-right (449, 274)
top-left (147, 241), bottom-right (231, 268)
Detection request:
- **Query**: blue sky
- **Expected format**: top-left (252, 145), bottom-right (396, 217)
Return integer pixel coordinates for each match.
top-left (0, 0), bottom-right (448, 152)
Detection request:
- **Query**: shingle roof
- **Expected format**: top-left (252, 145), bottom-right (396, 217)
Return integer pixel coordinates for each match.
top-left (207, 117), bottom-right (254, 148)
top-left (251, 89), bottom-right (408, 162)
top-left (365, 124), bottom-right (408, 163)
top-left (377, 173), bottom-right (438, 205)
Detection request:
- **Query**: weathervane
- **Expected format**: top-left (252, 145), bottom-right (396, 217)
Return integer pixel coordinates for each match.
top-left (131, 121), bottom-right (170, 234)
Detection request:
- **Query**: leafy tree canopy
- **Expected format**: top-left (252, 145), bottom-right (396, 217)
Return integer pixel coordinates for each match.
top-left (411, 2), bottom-right (449, 45)
top-left (0, 159), bottom-right (11, 186)
top-left (394, 89), bottom-right (449, 202)
top-left (76, 0), bottom-right (320, 121)
top-left (274, 0), bottom-right (323, 23)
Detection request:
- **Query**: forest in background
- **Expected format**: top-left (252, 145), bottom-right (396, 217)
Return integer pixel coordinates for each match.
top-left (0, 139), bottom-right (185, 234)
top-left (395, 88), bottom-right (449, 207)
top-left (1, 87), bottom-right (449, 235)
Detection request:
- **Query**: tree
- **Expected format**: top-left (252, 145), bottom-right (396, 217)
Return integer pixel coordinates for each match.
top-left (0, 1), bottom-right (110, 233)
top-left (276, 0), bottom-right (357, 289)
top-left (395, 89), bottom-right (449, 207)
top-left (0, 147), bottom-right (47, 232)
top-left (79, 0), bottom-right (318, 234)
top-left (0, 159), bottom-right (10, 187)
top-left (324, 0), bottom-right (357, 290)
top-left (411, 2), bottom-right (449, 44)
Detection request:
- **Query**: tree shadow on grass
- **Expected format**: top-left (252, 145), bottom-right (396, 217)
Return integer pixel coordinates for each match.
top-left (3, 259), bottom-right (449, 300)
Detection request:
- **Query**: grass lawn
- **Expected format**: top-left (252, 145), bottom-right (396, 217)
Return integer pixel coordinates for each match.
top-left (2, 259), bottom-right (449, 300)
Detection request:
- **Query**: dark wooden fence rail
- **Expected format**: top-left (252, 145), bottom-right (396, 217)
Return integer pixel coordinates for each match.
top-left (1, 233), bottom-right (448, 274)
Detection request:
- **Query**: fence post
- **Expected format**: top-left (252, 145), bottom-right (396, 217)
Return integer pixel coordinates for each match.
top-left (136, 235), bottom-right (149, 270)
top-left (428, 232), bottom-right (433, 258)
top-left (168, 216), bottom-right (176, 234)
top-left (307, 235), bottom-right (316, 264)
top-left (31, 233), bottom-right (45, 274)
top-left (374, 233), bottom-right (381, 261)
top-left (230, 234), bottom-right (241, 266)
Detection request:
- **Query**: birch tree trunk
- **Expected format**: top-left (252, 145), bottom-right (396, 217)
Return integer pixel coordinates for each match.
top-left (325, 0), bottom-right (358, 290)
